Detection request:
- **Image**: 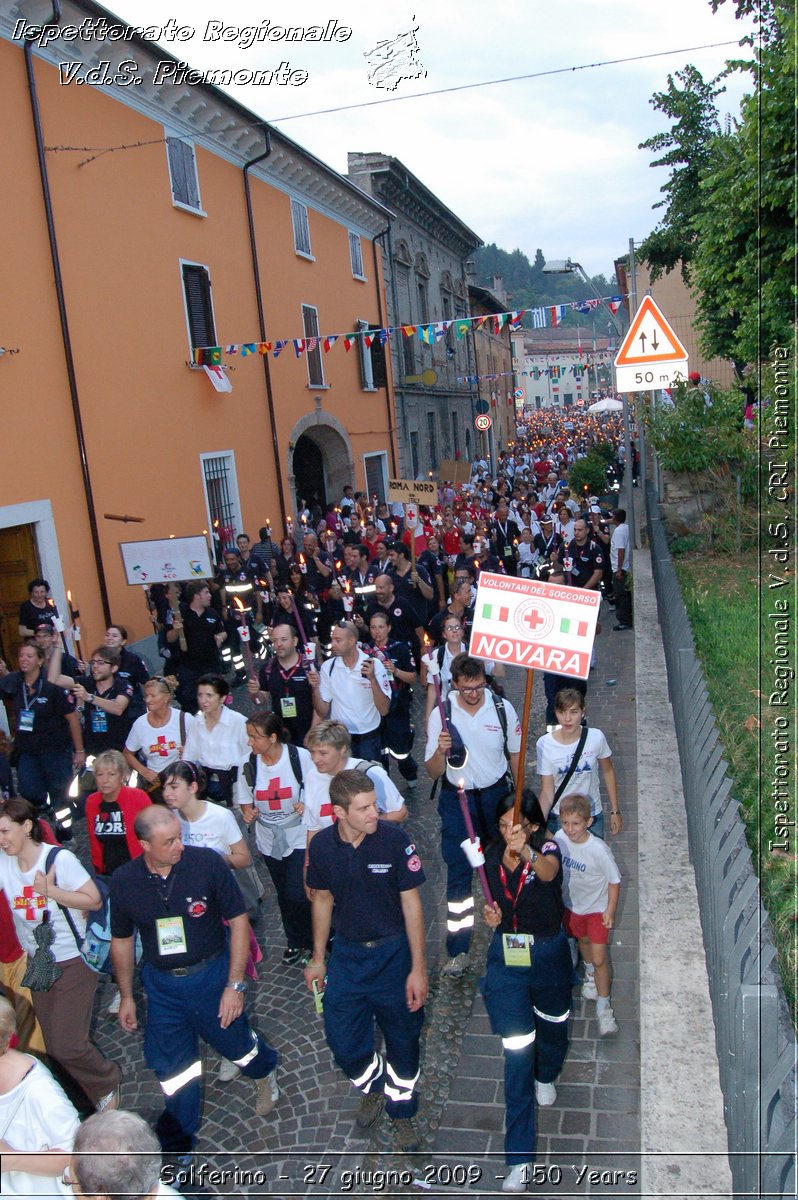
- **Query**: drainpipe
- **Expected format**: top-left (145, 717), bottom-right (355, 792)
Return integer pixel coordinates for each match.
top-left (242, 127), bottom-right (288, 529)
top-left (372, 223), bottom-right (398, 477)
top-left (23, 3), bottom-right (111, 625)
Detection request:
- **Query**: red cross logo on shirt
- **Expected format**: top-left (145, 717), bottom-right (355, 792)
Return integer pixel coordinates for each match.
top-left (155, 735), bottom-right (169, 758)
top-left (523, 608), bottom-right (547, 632)
top-left (256, 780), bottom-right (293, 812)
top-left (319, 801), bottom-right (338, 823)
top-left (14, 887), bottom-right (47, 920)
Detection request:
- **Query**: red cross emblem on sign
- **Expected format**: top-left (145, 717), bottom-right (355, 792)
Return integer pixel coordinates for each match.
top-left (256, 780), bottom-right (294, 812)
top-left (14, 887), bottom-right (47, 920)
top-left (523, 608), bottom-right (547, 632)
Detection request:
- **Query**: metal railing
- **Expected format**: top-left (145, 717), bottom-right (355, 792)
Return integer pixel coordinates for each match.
top-left (646, 481), bottom-right (796, 1199)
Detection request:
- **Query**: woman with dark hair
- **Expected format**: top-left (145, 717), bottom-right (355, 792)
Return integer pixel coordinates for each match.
top-left (273, 537), bottom-right (297, 587)
top-left (162, 762), bottom-right (250, 872)
top-left (287, 566), bottom-right (320, 641)
top-left (17, 579), bottom-right (58, 640)
top-left (0, 798), bottom-right (121, 1111)
top-left (480, 789), bottom-right (572, 1194)
top-left (240, 712), bottom-right (313, 965)
top-left (266, 587), bottom-right (302, 639)
top-left (180, 675), bottom-right (249, 809)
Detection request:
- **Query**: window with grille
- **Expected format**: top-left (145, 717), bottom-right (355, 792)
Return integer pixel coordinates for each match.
top-left (291, 199), bottom-right (312, 257)
top-left (201, 453), bottom-right (241, 558)
top-left (302, 305), bottom-right (324, 387)
top-left (426, 411), bottom-right (438, 468)
top-left (166, 136), bottom-right (201, 212)
top-left (349, 231), bottom-right (365, 278)
top-left (410, 432), bottom-right (420, 479)
top-left (417, 280), bottom-right (429, 325)
top-left (364, 452), bottom-right (387, 504)
top-left (181, 263), bottom-right (216, 357)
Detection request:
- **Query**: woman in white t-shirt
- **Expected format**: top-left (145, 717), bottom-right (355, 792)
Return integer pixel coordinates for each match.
top-left (0, 994), bottom-right (80, 1199)
top-left (421, 618), bottom-right (498, 723)
top-left (161, 761), bottom-right (251, 871)
top-left (239, 711), bottom-right (313, 965)
top-left (123, 677), bottom-right (185, 794)
top-left (535, 688), bottom-right (622, 842)
top-left (0, 798), bottom-right (120, 1110)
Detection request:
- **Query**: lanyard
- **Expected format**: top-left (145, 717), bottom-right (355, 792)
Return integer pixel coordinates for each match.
top-left (277, 658), bottom-right (301, 691)
top-left (498, 860), bottom-right (533, 932)
top-left (22, 677), bottom-right (42, 712)
top-left (150, 866), bottom-right (180, 913)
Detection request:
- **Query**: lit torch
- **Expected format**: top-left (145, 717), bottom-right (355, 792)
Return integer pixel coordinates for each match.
top-left (232, 597), bottom-right (257, 693)
top-left (67, 590), bottom-right (81, 646)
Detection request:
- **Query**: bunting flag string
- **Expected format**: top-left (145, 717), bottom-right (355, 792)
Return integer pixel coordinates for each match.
top-left (193, 294), bottom-right (627, 365)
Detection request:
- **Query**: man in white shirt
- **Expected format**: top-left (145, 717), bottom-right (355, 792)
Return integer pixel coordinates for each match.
top-left (309, 621), bottom-right (391, 762)
top-left (609, 509), bottom-right (632, 631)
top-left (424, 654), bottom-right (521, 976)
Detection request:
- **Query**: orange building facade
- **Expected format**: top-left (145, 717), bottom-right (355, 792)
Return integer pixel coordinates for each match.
top-left (0, 0), bottom-right (398, 658)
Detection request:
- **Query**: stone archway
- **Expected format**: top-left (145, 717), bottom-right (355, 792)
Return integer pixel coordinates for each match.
top-left (288, 410), bottom-right (354, 519)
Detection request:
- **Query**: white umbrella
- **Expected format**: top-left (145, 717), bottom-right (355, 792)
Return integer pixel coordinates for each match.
top-left (588, 398), bottom-right (624, 413)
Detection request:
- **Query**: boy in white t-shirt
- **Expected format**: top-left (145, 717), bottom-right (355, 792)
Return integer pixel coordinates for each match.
top-left (554, 793), bottom-right (621, 1037)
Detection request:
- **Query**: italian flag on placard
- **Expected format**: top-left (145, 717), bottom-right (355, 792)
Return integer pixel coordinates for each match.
top-left (560, 617), bottom-right (588, 637)
top-left (482, 603), bottom-right (509, 622)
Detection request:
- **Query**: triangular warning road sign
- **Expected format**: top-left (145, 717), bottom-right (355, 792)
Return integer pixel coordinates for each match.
top-left (615, 296), bottom-right (688, 366)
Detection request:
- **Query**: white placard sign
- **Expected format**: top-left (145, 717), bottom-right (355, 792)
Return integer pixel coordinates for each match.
top-left (119, 537), bottom-right (213, 585)
top-left (470, 572), bottom-right (601, 680)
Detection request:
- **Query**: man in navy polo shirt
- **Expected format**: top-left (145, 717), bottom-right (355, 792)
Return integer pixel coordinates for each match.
top-left (304, 770), bottom-right (427, 1154)
top-left (110, 806), bottom-right (278, 1153)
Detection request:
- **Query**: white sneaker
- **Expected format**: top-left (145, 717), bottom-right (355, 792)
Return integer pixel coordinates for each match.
top-left (581, 975), bottom-right (598, 1001)
top-left (597, 1005), bottom-right (619, 1036)
top-left (441, 952), bottom-right (469, 978)
top-left (218, 1057), bottom-right (240, 1082)
top-left (502, 1163), bottom-right (531, 1193)
top-left (106, 989), bottom-right (121, 1014)
top-left (535, 1080), bottom-right (556, 1106)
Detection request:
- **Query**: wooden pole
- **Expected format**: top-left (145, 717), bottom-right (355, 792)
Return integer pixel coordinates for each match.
top-left (511, 667), bottom-right (535, 826)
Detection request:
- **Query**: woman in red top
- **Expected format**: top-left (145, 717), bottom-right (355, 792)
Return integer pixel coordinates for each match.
top-left (84, 749), bottom-right (151, 879)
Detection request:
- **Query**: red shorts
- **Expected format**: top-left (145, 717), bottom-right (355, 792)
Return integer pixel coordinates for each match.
top-left (563, 908), bottom-right (609, 945)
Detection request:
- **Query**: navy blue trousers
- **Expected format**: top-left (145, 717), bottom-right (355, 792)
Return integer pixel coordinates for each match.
top-left (142, 953), bottom-right (278, 1152)
top-left (481, 930), bottom-right (572, 1165)
top-left (438, 780), bottom-right (508, 957)
top-left (323, 933), bottom-right (424, 1119)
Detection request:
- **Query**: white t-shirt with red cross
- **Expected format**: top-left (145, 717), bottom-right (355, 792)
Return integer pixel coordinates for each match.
top-left (125, 709), bottom-right (184, 772)
top-left (301, 756), bottom-right (404, 833)
top-left (0, 844), bottom-right (89, 962)
top-left (243, 744), bottom-right (312, 858)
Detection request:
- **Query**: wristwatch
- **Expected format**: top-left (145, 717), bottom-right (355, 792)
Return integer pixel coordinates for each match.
top-left (226, 981), bottom-right (247, 993)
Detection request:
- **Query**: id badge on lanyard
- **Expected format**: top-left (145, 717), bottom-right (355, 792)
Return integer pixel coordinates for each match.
top-left (91, 706), bottom-right (108, 733)
top-left (18, 709), bottom-right (35, 733)
top-left (156, 916), bottom-right (188, 956)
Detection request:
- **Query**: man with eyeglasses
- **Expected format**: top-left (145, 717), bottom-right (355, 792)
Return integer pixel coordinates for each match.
top-left (425, 654), bottom-right (522, 978)
top-left (49, 644), bottom-right (134, 758)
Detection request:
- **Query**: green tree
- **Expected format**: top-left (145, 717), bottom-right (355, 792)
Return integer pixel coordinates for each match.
top-left (637, 65), bottom-right (724, 282)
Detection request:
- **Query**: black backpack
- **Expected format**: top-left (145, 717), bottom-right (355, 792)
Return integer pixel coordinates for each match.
top-left (243, 743), bottom-right (304, 797)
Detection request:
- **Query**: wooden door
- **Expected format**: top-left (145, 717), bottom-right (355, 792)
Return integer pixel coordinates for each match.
top-left (0, 524), bottom-right (40, 664)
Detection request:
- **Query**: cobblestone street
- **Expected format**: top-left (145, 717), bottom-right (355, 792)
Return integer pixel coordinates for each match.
top-left (75, 600), bottom-right (639, 1198)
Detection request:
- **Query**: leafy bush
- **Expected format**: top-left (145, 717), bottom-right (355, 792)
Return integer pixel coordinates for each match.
top-left (568, 453), bottom-right (611, 499)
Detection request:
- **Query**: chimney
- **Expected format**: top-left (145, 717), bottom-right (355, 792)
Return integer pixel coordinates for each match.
top-left (492, 275), bottom-right (506, 304)
top-left (465, 260), bottom-right (476, 282)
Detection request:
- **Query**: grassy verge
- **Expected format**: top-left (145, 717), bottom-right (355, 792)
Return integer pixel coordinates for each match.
top-left (674, 548), bottom-right (796, 1023)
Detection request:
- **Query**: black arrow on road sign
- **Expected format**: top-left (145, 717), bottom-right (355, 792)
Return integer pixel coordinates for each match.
top-left (651, 331), bottom-right (659, 350)
top-left (639, 332), bottom-right (647, 352)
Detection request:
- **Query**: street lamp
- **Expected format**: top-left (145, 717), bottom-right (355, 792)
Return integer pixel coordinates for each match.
top-left (542, 259), bottom-right (623, 336)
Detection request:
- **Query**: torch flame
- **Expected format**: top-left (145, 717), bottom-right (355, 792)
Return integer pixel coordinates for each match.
top-left (232, 597), bottom-right (245, 613)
